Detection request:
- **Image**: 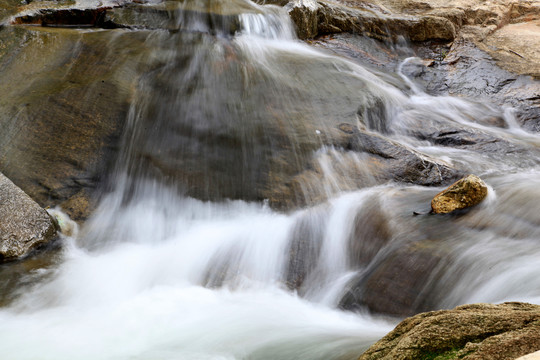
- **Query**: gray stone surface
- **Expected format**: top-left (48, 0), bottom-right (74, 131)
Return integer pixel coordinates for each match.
top-left (0, 172), bottom-right (56, 261)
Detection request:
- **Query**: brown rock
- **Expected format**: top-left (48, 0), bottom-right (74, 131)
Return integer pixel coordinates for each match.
top-left (287, 0), bottom-right (457, 41)
top-left (359, 302), bottom-right (540, 360)
top-left (0, 172), bottom-right (56, 261)
top-left (287, 0), bottom-right (320, 39)
top-left (482, 20), bottom-right (540, 79)
top-left (408, 15), bottom-right (456, 42)
top-left (431, 174), bottom-right (488, 214)
top-left (0, 25), bottom-right (133, 221)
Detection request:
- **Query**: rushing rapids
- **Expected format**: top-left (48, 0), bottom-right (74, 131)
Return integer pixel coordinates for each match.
top-left (0, 0), bottom-right (540, 359)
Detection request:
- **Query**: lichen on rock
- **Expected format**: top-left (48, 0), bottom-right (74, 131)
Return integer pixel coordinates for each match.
top-left (359, 302), bottom-right (540, 360)
top-left (431, 174), bottom-right (488, 214)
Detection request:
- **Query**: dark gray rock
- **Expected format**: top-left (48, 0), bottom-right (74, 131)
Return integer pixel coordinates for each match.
top-left (339, 239), bottom-right (450, 317)
top-left (347, 194), bottom-right (392, 268)
top-left (346, 130), bottom-right (461, 186)
top-left (285, 206), bottom-right (327, 291)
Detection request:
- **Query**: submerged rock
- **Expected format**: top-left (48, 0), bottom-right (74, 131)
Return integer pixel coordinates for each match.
top-left (359, 302), bottom-right (540, 360)
top-left (431, 174), bottom-right (488, 214)
top-left (0, 172), bottom-right (56, 261)
top-left (340, 239), bottom-right (449, 317)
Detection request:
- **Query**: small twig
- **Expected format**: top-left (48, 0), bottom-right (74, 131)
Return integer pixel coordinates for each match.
top-left (508, 49), bottom-right (525, 59)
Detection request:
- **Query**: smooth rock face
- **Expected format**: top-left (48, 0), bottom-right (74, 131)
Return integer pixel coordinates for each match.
top-left (0, 173), bottom-right (56, 261)
top-left (340, 240), bottom-right (448, 317)
top-left (431, 175), bottom-right (488, 214)
top-left (0, 25), bottom-right (134, 221)
top-left (0, 1), bottom-right (463, 221)
top-left (359, 302), bottom-right (540, 360)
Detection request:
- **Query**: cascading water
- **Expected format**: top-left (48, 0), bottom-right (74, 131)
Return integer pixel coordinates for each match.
top-left (1, 0), bottom-right (540, 359)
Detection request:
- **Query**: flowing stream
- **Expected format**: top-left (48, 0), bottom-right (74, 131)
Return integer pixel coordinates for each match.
top-left (1, 0), bottom-right (540, 359)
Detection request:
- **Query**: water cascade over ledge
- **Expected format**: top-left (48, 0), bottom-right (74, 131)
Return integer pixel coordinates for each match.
top-left (0, 0), bottom-right (540, 359)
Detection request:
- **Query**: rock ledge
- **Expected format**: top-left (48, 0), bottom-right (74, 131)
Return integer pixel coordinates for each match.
top-left (359, 302), bottom-right (540, 360)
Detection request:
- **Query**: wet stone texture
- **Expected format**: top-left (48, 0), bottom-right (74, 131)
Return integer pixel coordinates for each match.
top-left (418, 38), bottom-right (540, 133)
top-left (0, 25), bottom-right (135, 221)
top-left (306, 0), bottom-right (540, 133)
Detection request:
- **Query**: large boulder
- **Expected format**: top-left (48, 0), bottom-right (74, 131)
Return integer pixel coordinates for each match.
top-left (0, 172), bottom-right (57, 261)
top-left (358, 302), bottom-right (540, 360)
top-left (0, 1), bottom-right (463, 220)
top-left (0, 24), bottom-right (136, 221)
top-left (431, 175), bottom-right (488, 214)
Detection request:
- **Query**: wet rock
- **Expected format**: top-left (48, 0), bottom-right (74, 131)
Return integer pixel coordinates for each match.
top-left (103, 1), bottom-right (249, 35)
top-left (402, 116), bottom-right (532, 156)
top-left (0, 0), bottom-right (26, 24)
top-left (359, 302), bottom-right (540, 360)
top-left (348, 194), bottom-right (392, 267)
top-left (431, 174), bottom-right (488, 214)
top-left (56, 190), bottom-right (90, 229)
top-left (285, 206), bottom-right (327, 291)
top-left (286, 0), bottom-right (319, 39)
top-left (286, 0), bottom-right (456, 41)
top-left (4, 14), bottom-right (416, 215)
top-left (417, 38), bottom-right (540, 132)
top-left (340, 239), bottom-right (448, 317)
top-left (357, 97), bottom-right (389, 133)
top-left (0, 26), bottom-right (135, 220)
top-left (307, 0), bottom-right (540, 93)
top-left (276, 127), bottom-right (461, 209)
top-left (12, 7), bottom-right (110, 27)
top-left (10, 1), bottom-right (257, 35)
top-left (0, 172), bottom-right (56, 261)
top-left (347, 130), bottom-right (461, 186)
top-left (314, 32), bottom-right (539, 135)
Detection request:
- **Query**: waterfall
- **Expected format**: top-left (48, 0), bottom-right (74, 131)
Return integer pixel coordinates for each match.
top-left (1, 0), bottom-right (540, 359)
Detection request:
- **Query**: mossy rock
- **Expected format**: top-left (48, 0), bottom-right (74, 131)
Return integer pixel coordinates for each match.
top-left (359, 302), bottom-right (540, 360)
